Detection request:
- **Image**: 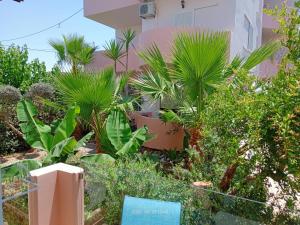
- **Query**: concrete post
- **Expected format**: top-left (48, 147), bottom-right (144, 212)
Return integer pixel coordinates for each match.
top-left (28, 163), bottom-right (84, 225)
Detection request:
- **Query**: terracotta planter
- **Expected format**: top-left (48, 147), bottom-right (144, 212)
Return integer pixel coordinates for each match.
top-left (133, 112), bottom-right (184, 151)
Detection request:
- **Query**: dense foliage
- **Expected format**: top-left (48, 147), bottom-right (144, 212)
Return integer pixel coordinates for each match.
top-left (194, 1), bottom-right (300, 219)
top-left (83, 159), bottom-right (206, 225)
top-left (0, 45), bottom-right (47, 91)
top-left (54, 68), bottom-right (145, 155)
top-left (1, 2), bottom-right (299, 224)
top-left (133, 32), bottom-right (279, 154)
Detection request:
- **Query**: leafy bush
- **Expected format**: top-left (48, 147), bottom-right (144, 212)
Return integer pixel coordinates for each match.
top-left (197, 49), bottom-right (299, 225)
top-left (0, 85), bottom-right (25, 154)
top-left (0, 123), bottom-right (20, 155)
top-left (0, 45), bottom-right (47, 91)
top-left (25, 82), bottom-right (55, 100)
top-left (83, 159), bottom-right (203, 225)
top-left (83, 158), bottom-right (290, 225)
top-left (0, 85), bottom-right (22, 105)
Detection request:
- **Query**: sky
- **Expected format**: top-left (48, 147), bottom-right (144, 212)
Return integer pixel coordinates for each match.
top-left (0, 0), bottom-right (115, 71)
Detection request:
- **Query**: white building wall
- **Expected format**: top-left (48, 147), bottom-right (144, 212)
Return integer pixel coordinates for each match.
top-left (231, 0), bottom-right (263, 59)
top-left (141, 0), bottom-right (263, 59)
top-left (142, 0), bottom-right (236, 31)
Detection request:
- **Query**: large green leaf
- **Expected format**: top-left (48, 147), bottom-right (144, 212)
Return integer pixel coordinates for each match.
top-left (52, 105), bottom-right (80, 146)
top-left (17, 100), bottom-right (52, 151)
top-left (106, 110), bottom-right (132, 151)
top-left (1, 159), bottom-right (42, 180)
top-left (51, 137), bottom-right (78, 159)
top-left (116, 126), bottom-right (149, 156)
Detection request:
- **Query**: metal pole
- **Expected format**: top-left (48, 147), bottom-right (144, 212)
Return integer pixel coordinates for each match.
top-left (0, 169), bottom-right (4, 225)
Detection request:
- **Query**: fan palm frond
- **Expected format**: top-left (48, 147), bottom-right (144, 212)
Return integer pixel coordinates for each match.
top-left (241, 41), bottom-right (281, 70)
top-left (139, 44), bottom-right (171, 82)
top-left (172, 32), bottom-right (229, 110)
top-left (54, 68), bottom-right (115, 121)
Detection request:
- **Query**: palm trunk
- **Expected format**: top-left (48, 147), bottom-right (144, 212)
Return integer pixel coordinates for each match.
top-left (72, 63), bottom-right (77, 75)
top-left (125, 53), bottom-right (129, 96)
top-left (188, 127), bottom-right (204, 157)
top-left (95, 133), bottom-right (103, 154)
top-left (92, 112), bottom-right (104, 153)
top-left (73, 123), bottom-right (83, 141)
top-left (114, 61), bottom-right (117, 75)
top-left (219, 163), bottom-right (239, 192)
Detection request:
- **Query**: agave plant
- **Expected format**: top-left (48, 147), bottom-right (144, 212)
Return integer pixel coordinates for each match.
top-left (49, 34), bottom-right (97, 74)
top-left (133, 31), bottom-right (280, 153)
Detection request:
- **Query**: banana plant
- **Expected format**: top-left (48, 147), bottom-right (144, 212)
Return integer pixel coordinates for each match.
top-left (17, 100), bottom-right (94, 164)
top-left (105, 109), bottom-right (151, 157)
top-left (0, 100), bottom-right (112, 179)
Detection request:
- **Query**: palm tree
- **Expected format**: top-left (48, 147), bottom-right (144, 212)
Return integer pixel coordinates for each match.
top-left (54, 68), bottom-right (131, 152)
top-left (49, 34), bottom-right (97, 74)
top-left (103, 40), bottom-right (125, 73)
top-left (121, 29), bottom-right (136, 95)
top-left (133, 32), bottom-right (280, 154)
top-left (121, 28), bottom-right (136, 72)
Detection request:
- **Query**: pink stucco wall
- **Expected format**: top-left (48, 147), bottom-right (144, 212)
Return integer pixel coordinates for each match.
top-left (262, 13), bottom-right (279, 30)
top-left (84, 0), bottom-right (139, 17)
top-left (86, 27), bottom-right (230, 72)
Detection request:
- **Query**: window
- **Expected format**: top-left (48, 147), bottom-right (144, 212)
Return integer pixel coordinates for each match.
top-left (244, 16), bottom-right (254, 50)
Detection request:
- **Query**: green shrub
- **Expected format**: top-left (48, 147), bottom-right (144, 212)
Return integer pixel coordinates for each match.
top-left (82, 158), bottom-right (280, 225)
top-left (0, 86), bottom-right (26, 155)
top-left (0, 85), bottom-right (22, 105)
top-left (83, 159), bottom-right (205, 225)
top-left (25, 82), bottom-right (55, 100)
top-left (0, 123), bottom-right (20, 155)
top-left (0, 45), bottom-right (47, 91)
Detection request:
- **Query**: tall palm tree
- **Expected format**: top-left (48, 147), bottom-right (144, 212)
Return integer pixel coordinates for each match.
top-left (54, 68), bottom-right (131, 152)
top-left (49, 34), bottom-right (97, 74)
top-left (103, 40), bottom-right (125, 73)
top-left (122, 28), bottom-right (136, 72)
top-left (121, 29), bottom-right (136, 95)
top-left (133, 32), bottom-right (280, 154)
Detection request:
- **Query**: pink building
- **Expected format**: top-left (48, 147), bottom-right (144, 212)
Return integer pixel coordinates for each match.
top-left (84, 0), bottom-right (294, 76)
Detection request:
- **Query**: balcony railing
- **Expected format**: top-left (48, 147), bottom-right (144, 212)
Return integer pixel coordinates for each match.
top-left (83, 162), bottom-right (300, 225)
top-left (1, 165), bottom-right (38, 225)
top-left (2, 162), bottom-right (299, 225)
